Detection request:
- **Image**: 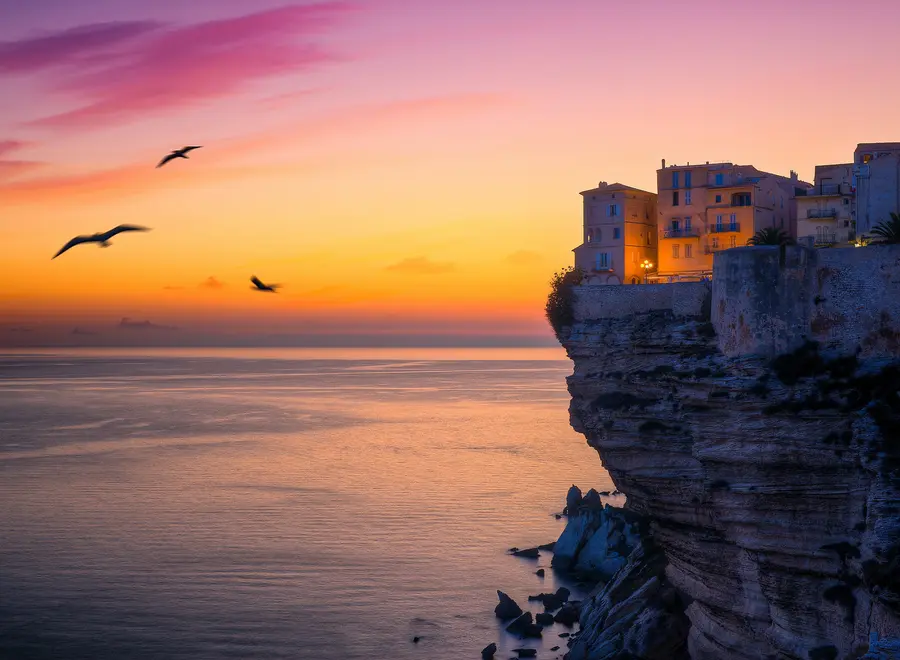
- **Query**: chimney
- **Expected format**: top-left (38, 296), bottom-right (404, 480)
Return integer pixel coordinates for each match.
top-left (706, 161), bottom-right (709, 165)
top-left (598, 181), bottom-right (608, 188)
top-left (661, 158), bottom-right (666, 169)
top-left (790, 170), bottom-right (798, 181)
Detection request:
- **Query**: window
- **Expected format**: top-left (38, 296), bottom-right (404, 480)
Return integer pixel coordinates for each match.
top-left (672, 191), bottom-right (679, 206)
top-left (711, 237), bottom-right (719, 249)
top-left (671, 219), bottom-right (681, 231)
top-left (608, 204), bottom-right (619, 217)
top-left (613, 227), bottom-right (621, 239)
top-left (732, 193), bottom-right (751, 206)
top-left (729, 236), bottom-right (736, 248)
top-left (672, 171), bottom-right (679, 188)
top-left (587, 229), bottom-right (596, 243)
top-left (684, 216), bottom-right (692, 231)
top-left (595, 253), bottom-right (610, 269)
top-left (685, 171), bottom-right (692, 188)
top-left (631, 277), bottom-right (637, 285)
top-left (715, 173), bottom-right (724, 186)
top-left (730, 213), bottom-right (737, 228)
top-left (716, 214), bottom-right (723, 230)
top-left (672, 244), bottom-right (680, 259)
top-left (685, 190), bottom-right (692, 205)
top-left (715, 194), bottom-right (722, 203)
top-left (844, 198), bottom-right (850, 205)
top-left (685, 244), bottom-right (693, 258)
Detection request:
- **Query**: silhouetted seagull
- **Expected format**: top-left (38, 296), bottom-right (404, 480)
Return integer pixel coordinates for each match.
top-left (156, 145), bottom-right (202, 168)
top-left (250, 276), bottom-right (280, 293)
top-left (52, 225), bottom-right (150, 259)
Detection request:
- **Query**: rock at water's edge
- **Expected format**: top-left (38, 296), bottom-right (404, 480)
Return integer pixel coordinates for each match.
top-left (494, 590), bottom-right (523, 620)
top-left (480, 641), bottom-right (497, 659)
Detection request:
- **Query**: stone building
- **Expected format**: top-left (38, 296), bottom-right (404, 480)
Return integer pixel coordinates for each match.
top-left (854, 142), bottom-right (900, 235)
top-left (795, 163), bottom-right (855, 246)
top-left (573, 182), bottom-right (657, 285)
top-left (654, 160), bottom-right (810, 282)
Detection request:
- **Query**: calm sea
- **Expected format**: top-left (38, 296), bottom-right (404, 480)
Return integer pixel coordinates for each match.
top-left (0, 348), bottom-right (612, 660)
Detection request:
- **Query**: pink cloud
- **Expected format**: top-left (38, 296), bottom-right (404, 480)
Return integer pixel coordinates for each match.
top-left (384, 257), bottom-right (456, 275)
top-left (21, 3), bottom-right (354, 128)
top-left (0, 140), bottom-right (42, 180)
top-left (0, 139), bottom-right (30, 156)
top-left (0, 21), bottom-right (163, 73)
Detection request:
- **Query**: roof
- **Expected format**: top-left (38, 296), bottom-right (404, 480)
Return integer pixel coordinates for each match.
top-left (580, 182), bottom-right (656, 197)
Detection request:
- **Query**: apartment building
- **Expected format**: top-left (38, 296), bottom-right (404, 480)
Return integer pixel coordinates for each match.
top-left (573, 182), bottom-right (657, 285)
top-left (854, 143), bottom-right (900, 235)
top-left (655, 160), bottom-right (810, 281)
top-left (796, 164), bottom-right (855, 246)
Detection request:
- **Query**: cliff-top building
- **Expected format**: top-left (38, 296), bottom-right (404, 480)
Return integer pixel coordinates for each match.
top-left (573, 182), bottom-right (657, 285)
top-left (654, 160), bottom-right (811, 282)
top-left (796, 164), bottom-right (855, 247)
top-left (854, 142), bottom-right (900, 236)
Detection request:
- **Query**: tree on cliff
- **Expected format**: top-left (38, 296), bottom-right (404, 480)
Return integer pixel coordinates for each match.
top-left (870, 212), bottom-right (900, 244)
top-left (746, 227), bottom-right (794, 246)
top-left (546, 266), bottom-right (584, 340)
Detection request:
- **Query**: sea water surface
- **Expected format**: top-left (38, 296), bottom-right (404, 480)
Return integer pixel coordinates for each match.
top-left (0, 348), bottom-right (613, 660)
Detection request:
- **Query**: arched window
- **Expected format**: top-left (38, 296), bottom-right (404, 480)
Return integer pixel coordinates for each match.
top-left (631, 277), bottom-right (637, 285)
top-left (587, 229), bottom-right (593, 243)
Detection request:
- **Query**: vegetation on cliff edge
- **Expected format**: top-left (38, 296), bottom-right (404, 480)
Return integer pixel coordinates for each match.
top-left (545, 266), bottom-right (584, 340)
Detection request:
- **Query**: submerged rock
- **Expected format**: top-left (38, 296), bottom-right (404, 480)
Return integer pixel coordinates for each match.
top-left (506, 612), bottom-right (543, 639)
top-left (512, 649), bottom-right (537, 658)
top-left (480, 641), bottom-right (497, 659)
top-left (553, 603), bottom-right (579, 626)
top-left (535, 568), bottom-right (545, 578)
top-left (535, 612), bottom-right (555, 626)
top-left (495, 591), bottom-right (523, 620)
top-left (511, 547), bottom-right (540, 559)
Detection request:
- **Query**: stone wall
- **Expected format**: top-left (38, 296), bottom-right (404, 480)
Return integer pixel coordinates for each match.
top-left (574, 244), bottom-right (900, 360)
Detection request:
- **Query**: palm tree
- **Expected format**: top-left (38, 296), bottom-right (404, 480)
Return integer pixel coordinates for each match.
top-left (870, 212), bottom-right (900, 244)
top-left (746, 227), bottom-right (795, 246)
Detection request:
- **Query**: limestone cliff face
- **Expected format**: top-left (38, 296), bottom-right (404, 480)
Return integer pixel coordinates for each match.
top-left (562, 246), bottom-right (900, 660)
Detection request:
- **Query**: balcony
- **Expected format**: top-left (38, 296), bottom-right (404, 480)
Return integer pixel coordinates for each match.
top-left (814, 233), bottom-right (837, 246)
top-left (807, 209), bottom-right (837, 219)
top-left (709, 223), bottom-right (740, 234)
top-left (806, 183), bottom-right (851, 197)
top-left (660, 228), bottom-right (701, 239)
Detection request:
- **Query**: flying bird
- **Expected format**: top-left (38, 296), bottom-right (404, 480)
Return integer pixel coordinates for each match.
top-left (52, 225), bottom-right (150, 259)
top-left (251, 276), bottom-right (280, 293)
top-left (156, 145), bottom-right (202, 168)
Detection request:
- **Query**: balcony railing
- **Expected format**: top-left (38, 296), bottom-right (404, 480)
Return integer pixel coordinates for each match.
top-left (814, 234), bottom-right (837, 246)
top-left (807, 209), bottom-right (837, 219)
top-left (709, 223), bottom-right (740, 234)
top-left (660, 228), bottom-right (701, 239)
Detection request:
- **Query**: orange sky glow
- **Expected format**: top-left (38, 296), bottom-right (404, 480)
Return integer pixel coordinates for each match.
top-left (2, 0), bottom-right (899, 346)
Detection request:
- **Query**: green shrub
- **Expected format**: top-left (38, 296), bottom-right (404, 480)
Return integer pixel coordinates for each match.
top-left (545, 266), bottom-right (585, 340)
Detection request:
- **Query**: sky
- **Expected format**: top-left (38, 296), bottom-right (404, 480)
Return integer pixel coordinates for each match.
top-left (2, 0), bottom-right (899, 347)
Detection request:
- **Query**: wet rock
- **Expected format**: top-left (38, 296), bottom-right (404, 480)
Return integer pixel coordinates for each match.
top-left (559, 632), bottom-right (570, 637)
top-left (581, 488), bottom-right (603, 509)
top-left (511, 547), bottom-right (540, 559)
top-left (505, 612), bottom-right (543, 639)
top-left (481, 641), bottom-right (497, 659)
top-left (535, 612), bottom-right (555, 626)
top-left (495, 591), bottom-right (523, 620)
top-left (537, 542), bottom-right (556, 551)
top-left (551, 646), bottom-right (560, 652)
top-left (553, 603), bottom-right (579, 626)
top-left (412, 636), bottom-right (420, 643)
top-left (512, 649), bottom-right (537, 658)
top-left (535, 569), bottom-right (545, 578)
top-left (528, 587), bottom-right (570, 612)
top-left (566, 484), bottom-right (583, 513)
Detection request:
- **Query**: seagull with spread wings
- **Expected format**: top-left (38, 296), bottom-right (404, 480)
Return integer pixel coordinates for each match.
top-left (52, 225), bottom-right (151, 259)
top-left (250, 276), bottom-right (281, 293)
top-left (157, 145), bottom-right (202, 168)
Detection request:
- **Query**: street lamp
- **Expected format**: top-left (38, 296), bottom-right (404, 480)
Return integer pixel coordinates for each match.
top-left (640, 259), bottom-right (654, 284)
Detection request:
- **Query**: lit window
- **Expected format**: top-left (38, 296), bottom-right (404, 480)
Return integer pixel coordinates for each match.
top-left (672, 244), bottom-right (680, 259)
top-left (685, 244), bottom-right (693, 258)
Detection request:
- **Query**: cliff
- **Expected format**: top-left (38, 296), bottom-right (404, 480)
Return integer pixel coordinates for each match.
top-left (562, 245), bottom-right (900, 660)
